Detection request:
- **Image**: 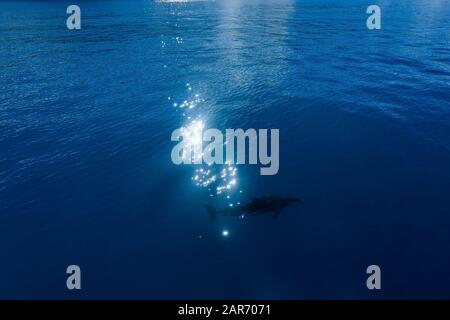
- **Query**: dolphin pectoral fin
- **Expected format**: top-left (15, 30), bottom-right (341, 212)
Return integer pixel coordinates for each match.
top-left (272, 209), bottom-right (282, 219)
top-left (205, 205), bottom-right (217, 223)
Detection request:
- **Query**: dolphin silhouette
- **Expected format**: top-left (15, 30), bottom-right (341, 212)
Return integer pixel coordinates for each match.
top-left (205, 196), bottom-right (301, 222)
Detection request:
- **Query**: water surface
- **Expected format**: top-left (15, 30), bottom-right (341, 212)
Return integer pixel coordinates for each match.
top-left (1, 0), bottom-right (450, 298)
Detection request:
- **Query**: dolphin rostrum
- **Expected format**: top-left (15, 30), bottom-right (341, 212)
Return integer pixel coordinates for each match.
top-left (205, 196), bottom-right (301, 222)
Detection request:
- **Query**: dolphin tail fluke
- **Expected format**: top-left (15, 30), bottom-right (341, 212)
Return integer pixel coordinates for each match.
top-left (205, 205), bottom-right (217, 223)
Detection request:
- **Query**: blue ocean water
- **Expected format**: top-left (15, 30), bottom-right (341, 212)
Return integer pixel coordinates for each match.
top-left (1, 0), bottom-right (450, 299)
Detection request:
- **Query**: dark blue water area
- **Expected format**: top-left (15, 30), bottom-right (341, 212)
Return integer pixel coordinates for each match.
top-left (0, 0), bottom-right (449, 299)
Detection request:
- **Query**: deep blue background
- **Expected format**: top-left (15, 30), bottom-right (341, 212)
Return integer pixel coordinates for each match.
top-left (1, 0), bottom-right (450, 299)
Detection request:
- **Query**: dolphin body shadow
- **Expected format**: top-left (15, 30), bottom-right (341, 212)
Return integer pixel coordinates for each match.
top-left (205, 196), bottom-right (302, 222)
